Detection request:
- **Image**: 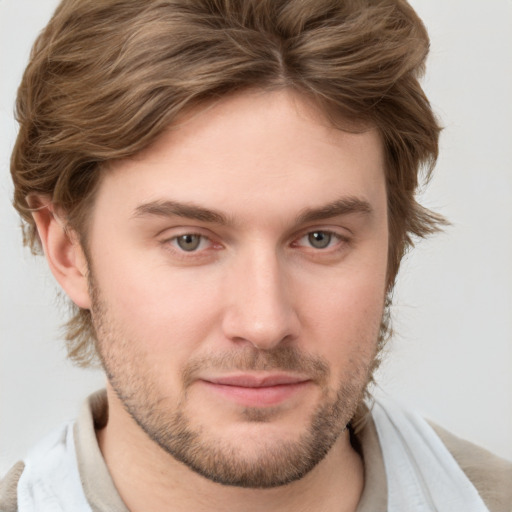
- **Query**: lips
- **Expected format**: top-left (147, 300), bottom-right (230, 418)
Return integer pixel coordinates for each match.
top-left (199, 373), bottom-right (312, 407)
top-left (205, 373), bottom-right (310, 387)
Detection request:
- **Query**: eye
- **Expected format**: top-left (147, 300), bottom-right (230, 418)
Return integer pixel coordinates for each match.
top-left (160, 231), bottom-right (222, 262)
top-left (294, 230), bottom-right (345, 250)
top-left (307, 231), bottom-right (333, 249)
top-left (173, 234), bottom-right (207, 252)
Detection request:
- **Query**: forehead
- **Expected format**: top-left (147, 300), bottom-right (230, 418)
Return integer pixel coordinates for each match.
top-left (96, 89), bottom-right (386, 224)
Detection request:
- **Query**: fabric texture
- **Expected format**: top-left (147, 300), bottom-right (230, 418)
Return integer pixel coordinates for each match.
top-left (1, 390), bottom-right (511, 512)
top-left (16, 421), bottom-right (92, 512)
top-left (431, 423), bottom-right (512, 512)
top-left (372, 398), bottom-right (490, 512)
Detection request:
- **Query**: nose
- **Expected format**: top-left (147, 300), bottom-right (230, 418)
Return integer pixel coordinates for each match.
top-left (221, 248), bottom-right (300, 350)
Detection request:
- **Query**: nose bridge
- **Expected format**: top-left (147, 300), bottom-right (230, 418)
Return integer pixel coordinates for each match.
top-left (222, 243), bottom-right (299, 349)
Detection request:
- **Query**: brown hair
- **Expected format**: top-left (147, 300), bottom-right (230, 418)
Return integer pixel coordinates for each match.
top-left (11, 0), bottom-right (444, 366)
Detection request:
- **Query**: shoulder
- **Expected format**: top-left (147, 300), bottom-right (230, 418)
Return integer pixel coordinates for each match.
top-left (0, 461), bottom-right (25, 512)
top-left (363, 397), bottom-right (512, 512)
top-left (430, 422), bottom-right (512, 512)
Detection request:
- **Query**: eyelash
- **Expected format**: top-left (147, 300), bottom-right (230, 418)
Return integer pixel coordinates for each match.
top-left (292, 230), bottom-right (348, 251)
top-left (161, 232), bottom-right (221, 260)
top-left (161, 229), bottom-right (349, 258)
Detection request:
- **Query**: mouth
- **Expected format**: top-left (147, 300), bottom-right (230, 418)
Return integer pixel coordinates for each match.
top-left (199, 373), bottom-right (312, 407)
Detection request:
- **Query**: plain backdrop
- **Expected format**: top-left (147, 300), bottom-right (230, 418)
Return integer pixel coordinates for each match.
top-left (1, 0), bottom-right (511, 474)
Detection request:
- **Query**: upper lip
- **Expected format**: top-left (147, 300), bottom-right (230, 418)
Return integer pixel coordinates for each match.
top-left (203, 373), bottom-right (310, 388)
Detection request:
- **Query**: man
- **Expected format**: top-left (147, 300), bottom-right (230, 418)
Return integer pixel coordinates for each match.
top-left (1, 0), bottom-right (511, 511)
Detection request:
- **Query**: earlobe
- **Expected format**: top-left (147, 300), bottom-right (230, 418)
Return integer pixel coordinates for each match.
top-left (29, 197), bottom-right (91, 310)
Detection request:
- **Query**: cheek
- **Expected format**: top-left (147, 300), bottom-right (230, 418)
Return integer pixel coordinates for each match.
top-left (94, 258), bottom-right (224, 358)
top-left (298, 267), bottom-right (387, 358)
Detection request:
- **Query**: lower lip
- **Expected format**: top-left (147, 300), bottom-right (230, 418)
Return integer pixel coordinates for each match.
top-left (200, 380), bottom-right (311, 407)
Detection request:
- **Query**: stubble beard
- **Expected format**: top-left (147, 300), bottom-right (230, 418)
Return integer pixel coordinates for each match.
top-left (90, 282), bottom-right (381, 489)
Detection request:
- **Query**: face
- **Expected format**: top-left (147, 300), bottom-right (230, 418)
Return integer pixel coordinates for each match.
top-left (86, 90), bottom-right (388, 487)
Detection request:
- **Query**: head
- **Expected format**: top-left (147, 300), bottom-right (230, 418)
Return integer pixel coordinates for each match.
top-left (11, 0), bottom-right (444, 488)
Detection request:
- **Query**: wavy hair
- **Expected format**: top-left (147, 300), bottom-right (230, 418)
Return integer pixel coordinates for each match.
top-left (11, 0), bottom-right (444, 366)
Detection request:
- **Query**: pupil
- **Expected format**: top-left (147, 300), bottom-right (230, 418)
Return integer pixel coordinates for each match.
top-left (177, 234), bottom-right (200, 251)
top-left (308, 231), bottom-right (331, 249)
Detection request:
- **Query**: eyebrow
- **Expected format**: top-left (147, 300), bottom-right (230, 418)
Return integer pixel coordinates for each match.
top-left (133, 200), bottom-right (229, 224)
top-left (132, 196), bottom-right (373, 226)
top-left (295, 197), bottom-right (373, 224)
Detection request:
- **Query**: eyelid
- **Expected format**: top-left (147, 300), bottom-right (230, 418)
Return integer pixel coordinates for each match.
top-left (157, 225), bottom-right (351, 259)
top-left (157, 224), bottom-right (217, 240)
top-left (292, 227), bottom-right (350, 248)
top-left (158, 227), bottom-right (224, 258)
top-left (170, 233), bottom-right (211, 252)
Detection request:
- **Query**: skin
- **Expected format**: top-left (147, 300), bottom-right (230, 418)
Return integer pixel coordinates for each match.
top-left (35, 89), bottom-right (389, 512)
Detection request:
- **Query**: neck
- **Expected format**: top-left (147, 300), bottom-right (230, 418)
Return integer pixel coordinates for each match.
top-left (97, 387), bottom-right (364, 512)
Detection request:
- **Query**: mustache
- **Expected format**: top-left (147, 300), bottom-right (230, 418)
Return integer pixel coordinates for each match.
top-left (182, 346), bottom-right (330, 387)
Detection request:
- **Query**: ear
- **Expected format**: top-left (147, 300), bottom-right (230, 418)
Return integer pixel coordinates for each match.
top-left (29, 196), bottom-right (91, 309)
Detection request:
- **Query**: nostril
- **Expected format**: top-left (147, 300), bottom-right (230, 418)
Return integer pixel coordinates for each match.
top-left (222, 311), bottom-right (300, 351)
